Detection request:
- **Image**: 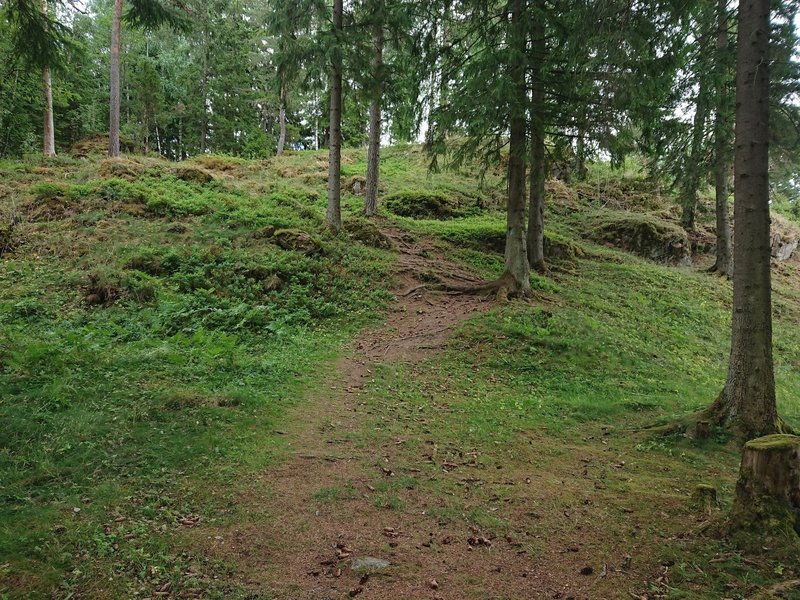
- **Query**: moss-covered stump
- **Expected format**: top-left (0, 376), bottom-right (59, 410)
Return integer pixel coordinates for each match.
top-left (273, 229), bottom-right (323, 255)
top-left (730, 435), bottom-right (800, 546)
top-left (692, 484), bottom-right (718, 514)
top-left (344, 221), bottom-right (392, 249)
top-left (174, 166), bottom-right (214, 184)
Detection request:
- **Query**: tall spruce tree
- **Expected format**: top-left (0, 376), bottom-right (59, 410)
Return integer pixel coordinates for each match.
top-left (711, 0), bottom-right (734, 277)
top-left (2, 0), bottom-right (70, 156)
top-left (325, 0), bottom-right (343, 233)
top-left (108, 0), bottom-right (185, 157)
top-left (706, 0), bottom-right (779, 438)
top-left (363, 0), bottom-right (384, 217)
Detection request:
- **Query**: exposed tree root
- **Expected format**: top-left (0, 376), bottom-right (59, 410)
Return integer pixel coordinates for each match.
top-left (432, 271), bottom-right (529, 300)
top-left (706, 261), bottom-right (732, 279)
top-left (643, 391), bottom-right (796, 442)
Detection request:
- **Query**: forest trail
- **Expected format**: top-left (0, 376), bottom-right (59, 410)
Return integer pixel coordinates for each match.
top-left (195, 226), bottom-right (619, 600)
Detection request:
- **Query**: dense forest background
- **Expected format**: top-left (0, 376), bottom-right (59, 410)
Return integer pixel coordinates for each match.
top-left (1, 0), bottom-right (799, 203)
top-left (4, 0), bottom-right (800, 597)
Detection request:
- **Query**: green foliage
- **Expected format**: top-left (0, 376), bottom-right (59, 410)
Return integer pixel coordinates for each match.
top-left (0, 151), bottom-right (394, 596)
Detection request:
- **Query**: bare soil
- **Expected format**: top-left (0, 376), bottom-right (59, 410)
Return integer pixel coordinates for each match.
top-left (188, 227), bottom-right (691, 600)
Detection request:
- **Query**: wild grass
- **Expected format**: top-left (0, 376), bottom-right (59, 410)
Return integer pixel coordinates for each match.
top-left (2, 147), bottom-right (800, 598)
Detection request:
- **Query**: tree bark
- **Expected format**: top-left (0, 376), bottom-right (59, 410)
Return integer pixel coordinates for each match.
top-left (527, 5), bottom-right (546, 272)
top-left (707, 0), bottom-right (778, 439)
top-left (364, 0), bottom-right (384, 217)
top-left (503, 0), bottom-right (531, 297)
top-left (41, 0), bottom-right (56, 157)
top-left (574, 127), bottom-right (587, 181)
top-left (439, 0), bottom-right (452, 111)
top-left (108, 0), bottom-right (123, 157)
top-left (680, 77), bottom-right (710, 231)
top-left (326, 0), bottom-right (343, 234)
top-left (108, 0), bottom-right (122, 157)
top-left (711, 0), bottom-right (733, 277)
top-left (277, 75), bottom-right (287, 155)
top-left (42, 66), bottom-right (56, 157)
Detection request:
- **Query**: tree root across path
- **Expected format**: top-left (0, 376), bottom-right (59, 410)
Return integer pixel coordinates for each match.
top-left (402, 271), bottom-right (531, 303)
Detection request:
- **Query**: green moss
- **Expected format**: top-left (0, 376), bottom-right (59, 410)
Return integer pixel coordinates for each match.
top-left (745, 434), bottom-right (800, 451)
top-left (574, 209), bottom-right (690, 265)
top-left (384, 189), bottom-right (463, 220)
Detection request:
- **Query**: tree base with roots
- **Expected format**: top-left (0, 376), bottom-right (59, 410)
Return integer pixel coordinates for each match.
top-left (424, 270), bottom-right (532, 302)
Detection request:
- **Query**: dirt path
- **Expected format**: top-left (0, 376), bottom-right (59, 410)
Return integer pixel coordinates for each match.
top-left (198, 228), bottom-right (628, 599)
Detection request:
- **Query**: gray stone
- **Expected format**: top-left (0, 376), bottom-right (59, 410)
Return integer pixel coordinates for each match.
top-left (350, 556), bottom-right (391, 573)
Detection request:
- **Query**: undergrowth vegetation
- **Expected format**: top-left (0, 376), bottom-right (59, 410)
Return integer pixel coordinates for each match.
top-left (0, 151), bottom-right (394, 598)
top-left (1, 147), bottom-right (800, 598)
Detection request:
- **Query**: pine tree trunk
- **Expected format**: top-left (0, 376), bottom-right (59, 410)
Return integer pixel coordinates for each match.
top-left (681, 78), bottom-right (710, 231)
top-left (200, 58), bottom-right (209, 153)
top-left (326, 0), bottom-right (343, 234)
top-left (712, 0), bottom-right (733, 277)
top-left (40, 0), bottom-right (56, 157)
top-left (200, 16), bottom-right (209, 154)
top-left (108, 0), bottom-right (123, 157)
top-left (277, 76), bottom-right (287, 156)
top-left (364, 1), bottom-right (384, 218)
top-left (574, 128), bottom-right (587, 181)
top-left (527, 7), bottom-right (546, 272)
top-left (503, 0), bottom-right (531, 297)
top-left (708, 0), bottom-right (778, 439)
top-left (42, 66), bottom-right (56, 157)
top-left (439, 0), bottom-right (452, 111)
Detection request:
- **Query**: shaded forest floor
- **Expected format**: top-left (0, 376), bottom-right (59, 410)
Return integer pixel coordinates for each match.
top-left (2, 146), bottom-right (800, 599)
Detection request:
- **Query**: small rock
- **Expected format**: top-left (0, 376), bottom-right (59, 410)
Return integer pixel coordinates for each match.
top-left (429, 579), bottom-right (439, 590)
top-left (351, 557), bottom-right (391, 574)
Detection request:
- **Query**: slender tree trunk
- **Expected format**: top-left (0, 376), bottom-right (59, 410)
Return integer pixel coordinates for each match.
top-left (200, 59), bottom-right (209, 153)
top-left (364, 0), bottom-right (384, 217)
top-left (1, 66), bottom-right (21, 156)
top-left (681, 78), bottom-right (710, 231)
top-left (439, 0), bottom-right (452, 111)
top-left (42, 66), bottom-right (56, 156)
top-left (503, 0), bottom-right (531, 297)
top-left (199, 15), bottom-right (210, 154)
top-left (326, 0), bottom-right (343, 233)
top-left (108, 0), bottom-right (123, 157)
top-left (712, 0), bottom-right (733, 277)
top-left (277, 75), bottom-right (287, 155)
top-left (527, 3), bottom-right (546, 272)
top-left (40, 1), bottom-right (56, 157)
top-left (707, 0), bottom-right (778, 439)
top-left (574, 124), bottom-right (587, 181)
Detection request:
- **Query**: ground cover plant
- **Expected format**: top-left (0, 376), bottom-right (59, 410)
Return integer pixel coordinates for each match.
top-left (1, 148), bottom-right (799, 598)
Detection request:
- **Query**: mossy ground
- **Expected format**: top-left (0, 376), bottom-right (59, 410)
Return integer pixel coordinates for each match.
top-left (1, 148), bottom-right (799, 598)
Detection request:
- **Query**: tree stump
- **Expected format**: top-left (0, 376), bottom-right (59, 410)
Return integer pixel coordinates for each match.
top-left (692, 484), bottom-right (718, 514)
top-left (695, 420), bottom-right (711, 440)
top-left (731, 435), bottom-right (800, 542)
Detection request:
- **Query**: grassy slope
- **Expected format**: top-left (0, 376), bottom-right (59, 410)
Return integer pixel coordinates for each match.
top-left (1, 146), bottom-right (799, 598)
